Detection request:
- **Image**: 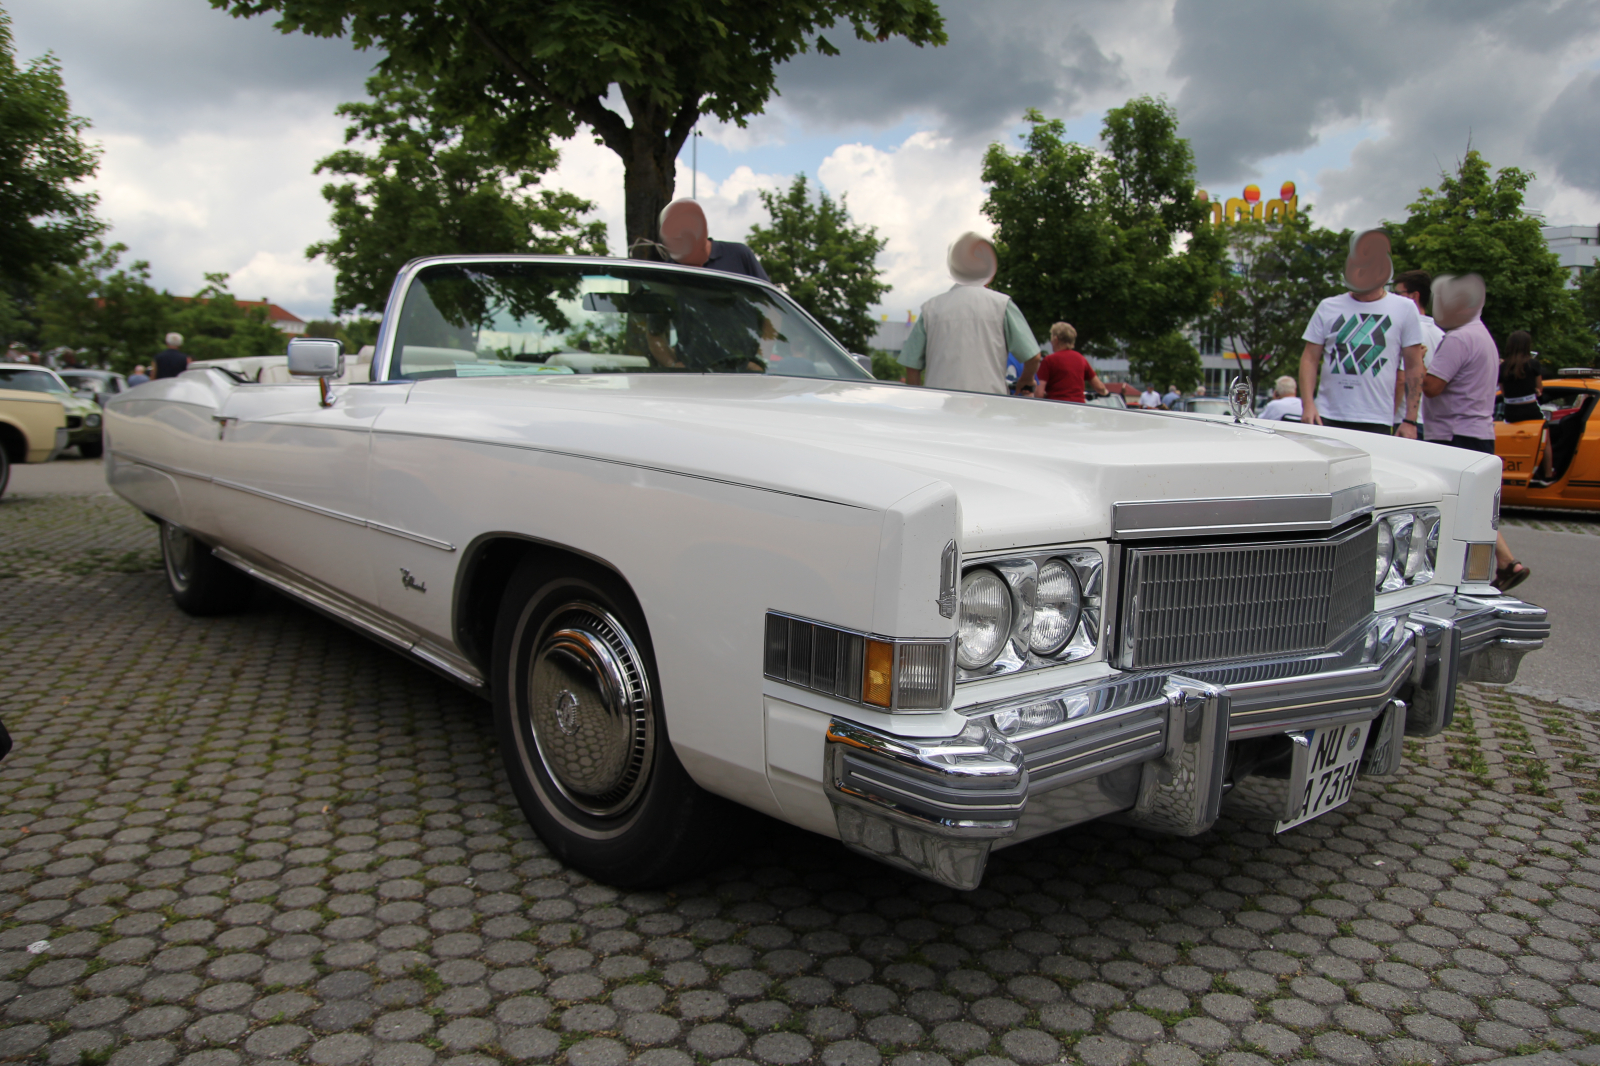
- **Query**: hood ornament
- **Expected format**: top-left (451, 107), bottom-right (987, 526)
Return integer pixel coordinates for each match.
top-left (1227, 376), bottom-right (1252, 423)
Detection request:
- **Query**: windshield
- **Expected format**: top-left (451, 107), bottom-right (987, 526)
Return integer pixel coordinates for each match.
top-left (0, 367), bottom-right (68, 394)
top-left (389, 260), bottom-right (869, 382)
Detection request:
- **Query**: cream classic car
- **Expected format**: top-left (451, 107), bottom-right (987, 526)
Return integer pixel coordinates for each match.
top-left (102, 255), bottom-right (1549, 890)
top-left (0, 381), bottom-right (70, 499)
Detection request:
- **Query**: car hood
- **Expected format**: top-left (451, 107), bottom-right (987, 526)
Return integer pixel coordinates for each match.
top-left (402, 374), bottom-right (1391, 550)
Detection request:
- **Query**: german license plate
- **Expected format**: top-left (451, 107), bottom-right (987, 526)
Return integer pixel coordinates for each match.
top-left (1276, 720), bottom-right (1371, 833)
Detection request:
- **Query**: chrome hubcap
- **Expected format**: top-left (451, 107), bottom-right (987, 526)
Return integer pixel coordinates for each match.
top-left (525, 603), bottom-right (654, 817)
top-left (163, 523), bottom-right (195, 591)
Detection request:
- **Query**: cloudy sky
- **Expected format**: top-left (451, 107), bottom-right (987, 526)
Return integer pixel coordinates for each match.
top-left (9, 0), bottom-right (1600, 324)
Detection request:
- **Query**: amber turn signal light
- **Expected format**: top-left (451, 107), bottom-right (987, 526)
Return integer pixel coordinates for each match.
top-left (862, 639), bottom-right (894, 707)
top-left (1463, 543), bottom-right (1495, 584)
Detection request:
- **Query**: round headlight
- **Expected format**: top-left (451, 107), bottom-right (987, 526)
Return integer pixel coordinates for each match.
top-left (1030, 558), bottom-right (1082, 655)
top-left (86, 413), bottom-right (102, 427)
top-left (1374, 519), bottom-right (1394, 590)
top-left (957, 568), bottom-right (1013, 670)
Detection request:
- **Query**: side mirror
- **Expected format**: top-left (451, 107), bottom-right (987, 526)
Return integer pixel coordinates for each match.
top-left (287, 337), bottom-right (343, 378)
top-left (287, 338), bottom-right (343, 407)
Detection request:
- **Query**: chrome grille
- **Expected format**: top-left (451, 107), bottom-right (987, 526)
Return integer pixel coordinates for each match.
top-left (1118, 523), bottom-right (1376, 670)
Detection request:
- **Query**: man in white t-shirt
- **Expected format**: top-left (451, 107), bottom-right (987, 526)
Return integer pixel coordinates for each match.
top-left (1138, 386), bottom-right (1162, 409)
top-left (1259, 376), bottom-right (1303, 421)
top-left (1299, 229), bottom-right (1425, 437)
top-left (1390, 269), bottom-right (1446, 428)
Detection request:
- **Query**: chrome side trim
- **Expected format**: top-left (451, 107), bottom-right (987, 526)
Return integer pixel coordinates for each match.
top-left (212, 545), bottom-right (484, 689)
top-left (213, 476), bottom-right (366, 527)
top-left (1112, 482), bottom-right (1376, 539)
top-left (114, 450), bottom-right (456, 552)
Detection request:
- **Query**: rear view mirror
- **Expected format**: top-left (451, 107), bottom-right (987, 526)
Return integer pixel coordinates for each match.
top-left (288, 338), bottom-right (344, 378)
top-left (581, 291), bottom-right (675, 315)
top-left (287, 338), bottom-right (344, 407)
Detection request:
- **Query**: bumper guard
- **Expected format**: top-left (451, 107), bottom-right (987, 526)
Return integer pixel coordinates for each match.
top-left (826, 591), bottom-right (1548, 890)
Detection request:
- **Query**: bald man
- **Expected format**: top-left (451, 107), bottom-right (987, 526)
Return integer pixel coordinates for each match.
top-left (658, 199), bottom-right (769, 281)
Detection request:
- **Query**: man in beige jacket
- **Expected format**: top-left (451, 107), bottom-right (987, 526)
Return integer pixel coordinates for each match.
top-left (896, 233), bottom-right (1039, 395)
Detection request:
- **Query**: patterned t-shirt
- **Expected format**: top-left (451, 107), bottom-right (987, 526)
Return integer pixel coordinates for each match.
top-left (1301, 292), bottom-right (1422, 424)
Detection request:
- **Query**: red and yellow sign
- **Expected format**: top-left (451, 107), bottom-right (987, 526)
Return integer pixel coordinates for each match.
top-left (1198, 181), bottom-right (1299, 225)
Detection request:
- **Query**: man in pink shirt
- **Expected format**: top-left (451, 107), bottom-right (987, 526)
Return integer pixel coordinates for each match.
top-left (1423, 274), bottom-right (1528, 590)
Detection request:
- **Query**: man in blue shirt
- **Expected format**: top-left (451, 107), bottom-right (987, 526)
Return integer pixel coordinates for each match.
top-left (658, 200), bottom-right (769, 281)
top-left (153, 333), bottom-right (191, 379)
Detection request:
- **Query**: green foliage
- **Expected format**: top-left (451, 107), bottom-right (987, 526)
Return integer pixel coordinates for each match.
top-left (166, 274), bottom-right (287, 362)
top-left (1205, 209), bottom-right (1351, 393)
top-left (307, 71), bottom-right (607, 316)
top-left (1388, 149), bottom-right (1585, 367)
top-left (302, 317), bottom-right (381, 353)
top-left (870, 348), bottom-right (903, 381)
top-left (35, 242), bottom-right (169, 372)
top-left (1127, 331), bottom-right (1202, 393)
top-left (982, 98), bottom-right (1226, 359)
top-left (211, 0), bottom-right (946, 251)
top-left (746, 174), bottom-right (889, 354)
top-left (1572, 259), bottom-right (1600, 362)
top-left (0, 9), bottom-right (103, 292)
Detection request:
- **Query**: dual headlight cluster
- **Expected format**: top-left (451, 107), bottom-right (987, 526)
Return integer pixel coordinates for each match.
top-left (1375, 508), bottom-right (1440, 592)
top-left (957, 550), bottom-right (1103, 678)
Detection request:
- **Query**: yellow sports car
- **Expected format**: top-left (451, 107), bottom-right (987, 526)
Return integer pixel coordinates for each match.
top-left (1495, 368), bottom-right (1600, 511)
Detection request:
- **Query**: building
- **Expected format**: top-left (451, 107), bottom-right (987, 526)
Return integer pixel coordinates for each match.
top-left (241, 301), bottom-right (308, 335)
top-left (174, 297), bottom-right (307, 334)
top-left (869, 319), bottom-right (914, 354)
top-left (1543, 225), bottom-right (1599, 288)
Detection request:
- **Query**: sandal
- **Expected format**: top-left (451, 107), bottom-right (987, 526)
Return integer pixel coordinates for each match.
top-left (1494, 561), bottom-right (1531, 593)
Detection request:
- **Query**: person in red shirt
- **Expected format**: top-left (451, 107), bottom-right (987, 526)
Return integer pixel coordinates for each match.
top-left (1032, 322), bottom-right (1109, 403)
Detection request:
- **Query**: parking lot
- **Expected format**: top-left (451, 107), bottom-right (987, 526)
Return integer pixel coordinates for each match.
top-left (4, 493), bottom-right (1600, 1066)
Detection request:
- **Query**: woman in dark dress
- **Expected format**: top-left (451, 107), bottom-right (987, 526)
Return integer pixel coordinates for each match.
top-left (1500, 330), bottom-right (1554, 485)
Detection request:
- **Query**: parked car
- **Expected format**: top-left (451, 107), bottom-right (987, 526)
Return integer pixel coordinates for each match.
top-left (0, 384), bottom-right (70, 498)
top-left (1495, 367), bottom-right (1599, 512)
top-left (103, 254), bottom-right (1550, 890)
top-left (0, 365), bottom-right (101, 458)
top-left (59, 368), bottom-right (130, 409)
top-left (1170, 396), bottom-right (1234, 416)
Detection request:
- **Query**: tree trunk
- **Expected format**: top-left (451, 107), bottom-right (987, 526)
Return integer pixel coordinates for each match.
top-left (623, 133), bottom-right (676, 260)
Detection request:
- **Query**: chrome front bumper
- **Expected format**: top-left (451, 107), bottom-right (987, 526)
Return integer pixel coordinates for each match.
top-left (827, 592), bottom-right (1549, 890)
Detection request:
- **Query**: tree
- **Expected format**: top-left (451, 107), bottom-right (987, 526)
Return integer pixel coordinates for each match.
top-left (1204, 209), bottom-right (1350, 395)
top-left (1389, 149), bottom-right (1585, 368)
top-left (213, 1), bottom-right (946, 256)
top-left (1576, 261), bottom-right (1600, 361)
top-left (34, 242), bottom-right (170, 372)
top-left (308, 71), bottom-right (608, 315)
top-left (1127, 331), bottom-right (1202, 394)
top-left (745, 174), bottom-right (888, 354)
top-left (982, 98), bottom-right (1225, 360)
top-left (166, 274), bottom-right (288, 362)
top-left (302, 317), bottom-right (381, 352)
top-left (0, 8), bottom-right (104, 350)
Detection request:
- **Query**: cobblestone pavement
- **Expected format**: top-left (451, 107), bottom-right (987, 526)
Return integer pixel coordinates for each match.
top-left (6, 497), bottom-right (1600, 1066)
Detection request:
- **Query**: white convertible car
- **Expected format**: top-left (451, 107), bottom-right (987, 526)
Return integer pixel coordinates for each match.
top-left (103, 255), bottom-right (1549, 890)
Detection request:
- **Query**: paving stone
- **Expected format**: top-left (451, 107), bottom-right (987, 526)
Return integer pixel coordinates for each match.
top-left (7, 497), bottom-right (1600, 1066)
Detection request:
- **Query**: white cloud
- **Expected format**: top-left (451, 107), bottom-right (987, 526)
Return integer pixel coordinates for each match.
top-left (818, 131), bottom-right (991, 315)
top-left (86, 101), bottom-right (346, 317)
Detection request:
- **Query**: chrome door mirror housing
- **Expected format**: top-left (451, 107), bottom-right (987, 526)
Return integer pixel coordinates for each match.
top-left (287, 338), bottom-right (344, 378)
top-left (286, 338), bottom-right (344, 407)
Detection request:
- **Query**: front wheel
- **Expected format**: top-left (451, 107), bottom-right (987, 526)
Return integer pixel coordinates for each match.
top-left (0, 445), bottom-right (10, 500)
top-left (78, 439), bottom-right (103, 459)
top-left (159, 521), bottom-right (254, 616)
top-left (493, 559), bottom-right (738, 887)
